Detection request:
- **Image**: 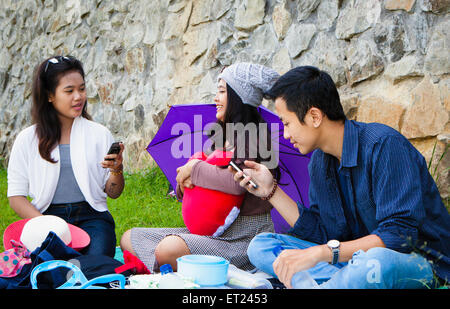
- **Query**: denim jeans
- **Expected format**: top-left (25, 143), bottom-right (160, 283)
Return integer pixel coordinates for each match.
top-left (247, 232), bottom-right (435, 289)
top-left (43, 202), bottom-right (116, 257)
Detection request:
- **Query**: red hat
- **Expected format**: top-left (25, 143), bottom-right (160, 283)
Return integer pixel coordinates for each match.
top-left (3, 216), bottom-right (90, 252)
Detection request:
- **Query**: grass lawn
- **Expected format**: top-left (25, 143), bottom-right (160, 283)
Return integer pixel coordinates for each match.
top-left (0, 167), bottom-right (21, 251)
top-left (107, 167), bottom-right (185, 242)
top-left (0, 165), bottom-right (184, 252)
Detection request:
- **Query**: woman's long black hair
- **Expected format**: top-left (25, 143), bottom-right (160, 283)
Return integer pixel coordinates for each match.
top-left (31, 56), bottom-right (91, 163)
top-left (209, 83), bottom-right (280, 181)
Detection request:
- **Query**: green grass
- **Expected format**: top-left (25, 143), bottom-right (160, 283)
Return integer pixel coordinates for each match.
top-left (0, 165), bottom-right (184, 252)
top-left (0, 167), bottom-right (21, 251)
top-left (108, 167), bottom-right (185, 243)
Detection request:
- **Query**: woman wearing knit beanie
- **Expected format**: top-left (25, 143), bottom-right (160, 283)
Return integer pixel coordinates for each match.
top-left (121, 63), bottom-right (281, 273)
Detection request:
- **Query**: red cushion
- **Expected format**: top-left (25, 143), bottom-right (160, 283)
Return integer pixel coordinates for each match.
top-left (182, 150), bottom-right (244, 236)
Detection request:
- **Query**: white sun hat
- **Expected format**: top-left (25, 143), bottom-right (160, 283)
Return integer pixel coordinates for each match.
top-left (20, 215), bottom-right (72, 252)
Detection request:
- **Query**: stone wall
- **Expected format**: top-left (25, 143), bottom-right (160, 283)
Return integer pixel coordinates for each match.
top-left (0, 0), bottom-right (448, 197)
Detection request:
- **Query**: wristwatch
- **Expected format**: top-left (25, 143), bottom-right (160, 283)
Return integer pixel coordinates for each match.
top-left (327, 239), bottom-right (340, 265)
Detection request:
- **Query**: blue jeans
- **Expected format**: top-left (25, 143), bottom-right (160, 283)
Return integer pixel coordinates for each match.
top-left (247, 232), bottom-right (435, 289)
top-left (44, 201), bottom-right (116, 257)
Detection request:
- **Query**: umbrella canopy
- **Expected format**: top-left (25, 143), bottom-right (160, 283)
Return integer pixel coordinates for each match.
top-left (146, 103), bottom-right (311, 233)
top-left (147, 104), bottom-right (217, 192)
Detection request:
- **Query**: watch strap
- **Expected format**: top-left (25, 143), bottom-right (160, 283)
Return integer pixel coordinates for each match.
top-left (331, 248), bottom-right (339, 265)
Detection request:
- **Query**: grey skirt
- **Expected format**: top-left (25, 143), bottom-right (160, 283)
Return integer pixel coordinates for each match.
top-left (130, 212), bottom-right (274, 272)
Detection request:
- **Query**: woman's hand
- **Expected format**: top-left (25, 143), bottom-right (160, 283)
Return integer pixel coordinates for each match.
top-left (176, 159), bottom-right (200, 187)
top-left (229, 160), bottom-right (274, 198)
top-left (101, 142), bottom-right (124, 173)
top-left (179, 177), bottom-right (194, 194)
top-left (102, 143), bottom-right (125, 199)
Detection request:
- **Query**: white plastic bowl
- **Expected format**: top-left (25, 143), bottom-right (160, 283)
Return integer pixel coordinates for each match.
top-left (177, 255), bottom-right (229, 286)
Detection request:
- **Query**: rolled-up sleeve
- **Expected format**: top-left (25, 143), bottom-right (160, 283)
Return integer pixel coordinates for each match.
top-left (370, 136), bottom-right (425, 253)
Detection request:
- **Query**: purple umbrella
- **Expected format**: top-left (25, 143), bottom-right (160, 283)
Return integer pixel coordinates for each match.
top-left (146, 103), bottom-right (311, 233)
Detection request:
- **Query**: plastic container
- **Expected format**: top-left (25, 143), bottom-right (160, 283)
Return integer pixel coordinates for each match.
top-left (226, 264), bottom-right (273, 289)
top-left (272, 245), bottom-right (319, 289)
top-left (177, 255), bottom-right (229, 287)
top-left (158, 264), bottom-right (185, 289)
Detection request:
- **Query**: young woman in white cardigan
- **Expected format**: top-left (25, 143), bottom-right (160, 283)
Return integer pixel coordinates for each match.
top-left (7, 56), bottom-right (124, 257)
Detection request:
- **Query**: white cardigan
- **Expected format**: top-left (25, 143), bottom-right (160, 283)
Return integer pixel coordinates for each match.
top-left (7, 116), bottom-right (115, 213)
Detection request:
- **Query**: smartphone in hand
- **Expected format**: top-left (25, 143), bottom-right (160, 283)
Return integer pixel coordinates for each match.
top-left (105, 142), bottom-right (121, 161)
top-left (229, 160), bottom-right (258, 189)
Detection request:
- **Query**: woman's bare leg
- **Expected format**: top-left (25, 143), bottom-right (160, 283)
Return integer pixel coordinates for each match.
top-left (154, 235), bottom-right (190, 271)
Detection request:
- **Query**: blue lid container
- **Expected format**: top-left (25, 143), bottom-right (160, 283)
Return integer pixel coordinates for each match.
top-left (177, 255), bottom-right (230, 287)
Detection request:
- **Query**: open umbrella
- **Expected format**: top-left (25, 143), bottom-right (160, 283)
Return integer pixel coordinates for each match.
top-left (146, 104), bottom-right (217, 193)
top-left (146, 103), bottom-right (311, 233)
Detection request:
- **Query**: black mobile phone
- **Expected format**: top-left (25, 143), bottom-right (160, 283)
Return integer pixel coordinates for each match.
top-left (105, 142), bottom-right (121, 160)
top-left (229, 161), bottom-right (258, 189)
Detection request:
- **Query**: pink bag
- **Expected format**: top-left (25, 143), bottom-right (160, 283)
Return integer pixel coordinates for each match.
top-left (0, 240), bottom-right (32, 278)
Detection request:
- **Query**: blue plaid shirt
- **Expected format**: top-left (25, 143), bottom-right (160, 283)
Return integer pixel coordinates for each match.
top-left (290, 120), bottom-right (450, 281)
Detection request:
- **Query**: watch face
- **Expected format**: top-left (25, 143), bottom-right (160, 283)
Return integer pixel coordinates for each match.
top-left (328, 239), bottom-right (340, 248)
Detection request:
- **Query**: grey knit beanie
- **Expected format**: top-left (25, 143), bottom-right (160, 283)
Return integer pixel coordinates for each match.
top-left (217, 62), bottom-right (280, 107)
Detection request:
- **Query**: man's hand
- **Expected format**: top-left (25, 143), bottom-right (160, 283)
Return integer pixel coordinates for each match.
top-left (273, 245), bottom-right (328, 288)
top-left (229, 160), bottom-right (274, 198)
top-left (229, 160), bottom-right (301, 227)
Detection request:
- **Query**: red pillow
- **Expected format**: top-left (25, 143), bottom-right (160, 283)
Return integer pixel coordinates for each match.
top-left (181, 150), bottom-right (245, 236)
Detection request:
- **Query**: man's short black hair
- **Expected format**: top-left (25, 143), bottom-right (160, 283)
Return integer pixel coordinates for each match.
top-left (265, 66), bottom-right (346, 123)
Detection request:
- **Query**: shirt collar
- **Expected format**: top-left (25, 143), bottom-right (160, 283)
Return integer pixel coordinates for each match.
top-left (340, 119), bottom-right (359, 168)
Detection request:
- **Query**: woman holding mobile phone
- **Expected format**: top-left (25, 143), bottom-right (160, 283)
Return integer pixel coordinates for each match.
top-left (121, 63), bottom-right (281, 272)
top-left (7, 56), bottom-right (124, 257)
